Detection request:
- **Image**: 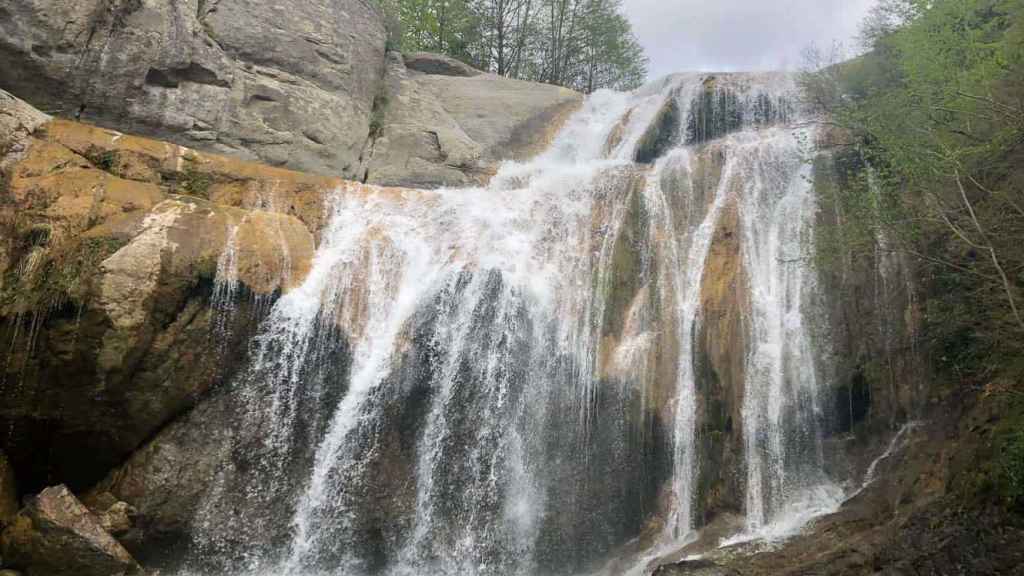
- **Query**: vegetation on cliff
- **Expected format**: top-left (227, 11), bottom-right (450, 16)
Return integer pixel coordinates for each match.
top-left (801, 0), bottom-right (1024, 504)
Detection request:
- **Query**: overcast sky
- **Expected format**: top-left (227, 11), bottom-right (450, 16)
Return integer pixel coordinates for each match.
top-left (622, 0), bottom-right (877, 79)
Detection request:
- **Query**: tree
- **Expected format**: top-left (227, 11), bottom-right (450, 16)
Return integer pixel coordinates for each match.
top-left (395, 0), bottom-right (479, 59)
top-left (472, 0), bottom-right (537, 77)
top-left (800, 0), bottom-right (1024, 384)
top-left (383, 0), bottom-right (648, 92)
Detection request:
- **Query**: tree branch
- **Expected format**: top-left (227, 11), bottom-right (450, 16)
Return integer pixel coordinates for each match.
top-left (955, 169), bottom-right (1024, 331)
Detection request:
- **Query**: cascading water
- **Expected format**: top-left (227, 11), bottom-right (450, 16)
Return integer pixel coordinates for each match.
top-left (180, 72), bottom-right (847, 576)
top-left (731, 124), bottom-right (843, 542)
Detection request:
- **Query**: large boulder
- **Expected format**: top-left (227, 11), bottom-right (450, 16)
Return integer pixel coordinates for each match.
top-left (0, 91), bottom-right (328, 492)
top-left (363, 52), bottom-right (582, 188)
top-left (0, 485), bottom-right (143, 576)
top-left (0, 0), bottom-right (388, 178)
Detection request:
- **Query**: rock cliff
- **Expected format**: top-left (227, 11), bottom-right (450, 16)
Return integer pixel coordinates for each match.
top-left (0, 89), bottom-right (329, 493)
top-left (1, 1), bottom-right (581, 186)
top-left (0, 0), bottom-right (387, 178)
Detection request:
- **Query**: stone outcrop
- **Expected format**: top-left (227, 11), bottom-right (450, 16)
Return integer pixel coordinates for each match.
top-left (0, 485), bottom-right (143, 576)
top-left (2, 0), bottom-right (583, 188)
top-left (0, 0), bottom-right (388, 179)
top-left (635, 97), bottom-right (682, 164)
top-left (363, 52), bottom-right (582, 188)
top-left (0, 90), bottom-right (328, 491)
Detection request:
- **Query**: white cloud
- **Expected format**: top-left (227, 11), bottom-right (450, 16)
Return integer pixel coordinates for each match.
top-left (622, 0), bottom-right (876, 79)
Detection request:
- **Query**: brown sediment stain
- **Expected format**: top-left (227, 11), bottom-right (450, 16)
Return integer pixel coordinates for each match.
top-left (694, 198), bottom-right (751, 520)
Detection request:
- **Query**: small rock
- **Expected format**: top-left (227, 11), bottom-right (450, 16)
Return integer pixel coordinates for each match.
top-left (0, 485), bottom-right (144, 576)
top-left (96, 501), bottom-right (137, 537)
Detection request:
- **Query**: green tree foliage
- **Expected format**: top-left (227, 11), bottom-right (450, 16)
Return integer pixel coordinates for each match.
top-left (377, 0), bottom-right (648, 92)
top-left (800, 0), bottom-right (1024, 386)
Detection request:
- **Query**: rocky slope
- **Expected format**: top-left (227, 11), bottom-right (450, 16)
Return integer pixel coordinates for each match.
top-left (0, 0), bottom-right (580, 185)
top-left (651, 390), bottom-right (1024, 576)
top-left (363, 52), bottom-right (581, 188)
top-left (0, 85), bottom-right (396, 574)
top-left (0, 0), bottom-right (387, 178)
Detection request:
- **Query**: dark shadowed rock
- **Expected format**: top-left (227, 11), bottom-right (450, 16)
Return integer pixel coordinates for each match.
top-left (0, 485), bottom-right (143, 576)
top-left (0, 452), bottom-right (16, 528)
top-left (82, 392), bottom-right (236, 559)
top-left (635, 97), bottom-right (681, 164)
top-left (403, 52), bottom-right (481, 77)
top-left (653, 559), bottom-right (740, 576)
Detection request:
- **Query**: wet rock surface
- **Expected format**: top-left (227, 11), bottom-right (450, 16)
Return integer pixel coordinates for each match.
top-left (648, 391), bottom-right (1024, 576)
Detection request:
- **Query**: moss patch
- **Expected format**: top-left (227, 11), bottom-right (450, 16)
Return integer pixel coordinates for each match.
top-left (83, 146), bottom-right (119, 173)
top-left (1, 234), bottom-right (129, 315)
top-left (177, 169), bottom-right (214, 199)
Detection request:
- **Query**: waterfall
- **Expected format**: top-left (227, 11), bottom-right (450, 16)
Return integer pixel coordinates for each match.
top-left (733, 125), bottom-right (843, 541)
top-left (181, 73), bottom-right (845, 576)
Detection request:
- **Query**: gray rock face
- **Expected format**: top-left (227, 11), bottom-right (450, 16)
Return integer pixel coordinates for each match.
top-left (0, 0), bottom-right (387, 178)
top-left (364, 52), bottom-right (582, 188)
top-left (0, 485), bottom-right (143, 576)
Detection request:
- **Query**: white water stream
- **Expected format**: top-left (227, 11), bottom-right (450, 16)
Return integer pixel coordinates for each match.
top-left (185, 73), bottom-right (848, 576)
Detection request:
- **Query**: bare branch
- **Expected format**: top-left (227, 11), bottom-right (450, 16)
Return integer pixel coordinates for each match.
top-left (955, 169), bottom-right (1024, 331)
